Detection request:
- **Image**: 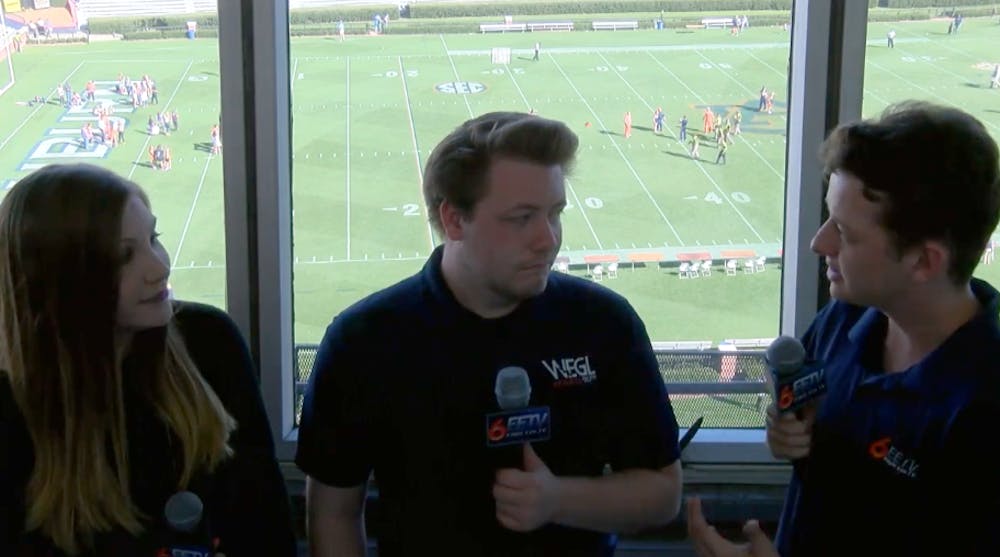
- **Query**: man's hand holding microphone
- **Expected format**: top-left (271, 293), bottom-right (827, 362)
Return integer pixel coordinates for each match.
top-left (762, 335), bottom-right (825, 461)
top-left (487, 366), bottom-right (557, 532)
top-left (687, 335), bottom-right (826, 556)
top-left (493, 442), bottom-right (559, 532)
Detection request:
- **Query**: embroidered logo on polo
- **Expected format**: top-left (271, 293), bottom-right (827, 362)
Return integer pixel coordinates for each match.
top-left (868, 436), bottom-right (920, 479)
top-left (541, 355), bottom-right (597, 388)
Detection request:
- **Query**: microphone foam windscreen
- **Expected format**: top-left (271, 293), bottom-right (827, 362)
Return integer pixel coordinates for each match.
top-left (765, 335), bottom-right (806, 377)
top-left (494, 366), bottom-right (531, 410)
top-left (164, 491), bottom-right (203, 533)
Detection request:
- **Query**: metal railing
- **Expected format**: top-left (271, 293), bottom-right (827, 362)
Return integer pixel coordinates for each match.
top-left (292, 345), bottom-right (770, 429)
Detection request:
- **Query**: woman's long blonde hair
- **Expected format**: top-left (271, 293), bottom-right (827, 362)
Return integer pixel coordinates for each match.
top-left (0, 164), bottom-right (236, 555)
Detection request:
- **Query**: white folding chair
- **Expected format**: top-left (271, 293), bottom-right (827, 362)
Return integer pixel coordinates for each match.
top-left (607, 262), bottom-right (618, 279)
top-left (592, 264), bottom-right (604, 282)
top-left (678, 261), bottom-right (690, 278)
top-left (725, 259), bottom-right (738, 276)
top-left (700, 260), bottom-right (712, 277)
top-left (743, 259), bottom-right (755, 274)
top-left (755, 256), bottom-right (766, 272)
top-left (556, 260), bottom-right (570, 273)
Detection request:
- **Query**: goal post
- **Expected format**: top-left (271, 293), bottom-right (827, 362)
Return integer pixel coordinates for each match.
top-left (491, 47), bottom-right (511, 65)
top-left (0, 5), bottom-right (17, 98)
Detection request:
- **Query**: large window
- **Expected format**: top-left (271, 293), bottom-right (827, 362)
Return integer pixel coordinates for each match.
top-left (0, 1), bottom-right (225, 309)
top-left (0, 0), bottom-right (893, 464)
top-left (862, 9), bottom-right (1000, 286)
top-left (285, 4), bottom-right (799, 444)
top-left (220, 0), bottom-right (866, 462)
top-left (288, 10), bottom-right (791, 346)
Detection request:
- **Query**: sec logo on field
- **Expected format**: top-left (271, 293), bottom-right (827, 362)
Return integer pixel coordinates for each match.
top-left (435, 81), bottom-right (486, 94)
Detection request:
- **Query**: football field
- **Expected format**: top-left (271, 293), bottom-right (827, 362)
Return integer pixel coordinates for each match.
top-left (3, 18), bottom-right (1000, 347)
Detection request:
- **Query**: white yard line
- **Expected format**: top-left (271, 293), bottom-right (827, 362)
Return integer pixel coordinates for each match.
top-left (690, 49), bottom-right (785, 179)
top-left (610, 56), bottom-right (767, 243)
top-left (171, 154), bottom-right (214, 269)
top-left (398, 56), bottom-right (436, 250)
top-left (743, 48), bottom-right (893, 118)
top-left (505, 67), bottom-right (603, 249)
top-left (0, 61), bottom-right (84, 152)
top-left (439, 34), bottom-right (474, 116)
top-left (345, 58), bottom-right (352, 259)
top-left (550, 53), bottom-right (684, 245)
top-left (867, 58), bottom-right (1000, 135)
top-left (127, 59), bottom-right (194, 180)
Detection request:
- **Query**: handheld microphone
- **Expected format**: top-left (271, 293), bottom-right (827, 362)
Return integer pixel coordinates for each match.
top-left (158, 491), bottom-right (215, 557)
top-left (495, 366), bottom-right (531, 411)
top-left (766, 335), bottom-right (826, 415)
top-left (486, 366), bottom-right (551, 468)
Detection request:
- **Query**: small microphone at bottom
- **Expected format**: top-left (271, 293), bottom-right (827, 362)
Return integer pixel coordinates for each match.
top-left (158, 491), bottom-right (216, 557)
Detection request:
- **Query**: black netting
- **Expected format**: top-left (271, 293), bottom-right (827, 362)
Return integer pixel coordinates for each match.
top-left (293, 346), bottom-right (768, 429)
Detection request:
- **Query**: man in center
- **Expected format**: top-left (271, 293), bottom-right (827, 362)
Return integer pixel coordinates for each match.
top-left (297, 112), bottom-right (683, 556)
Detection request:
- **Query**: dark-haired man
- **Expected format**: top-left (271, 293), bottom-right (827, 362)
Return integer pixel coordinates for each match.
top-left (691, 101), bottom-right (1000, 555)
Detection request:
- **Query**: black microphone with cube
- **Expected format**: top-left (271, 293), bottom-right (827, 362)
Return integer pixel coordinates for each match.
top-left (766, 335), bottom-right (826, 415)
top-left (486, 366), bottom-right (551, 468)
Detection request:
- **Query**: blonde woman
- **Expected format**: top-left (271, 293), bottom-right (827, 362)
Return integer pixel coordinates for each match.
top-left (0, 164), bottom-right (296, 556)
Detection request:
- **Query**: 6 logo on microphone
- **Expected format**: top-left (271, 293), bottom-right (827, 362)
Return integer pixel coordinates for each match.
top-left (486, 407), bottom-right (552, 447)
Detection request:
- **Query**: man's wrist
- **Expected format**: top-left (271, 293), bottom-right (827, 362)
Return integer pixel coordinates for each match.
top-left (548, 474), bottom-right (570, 525)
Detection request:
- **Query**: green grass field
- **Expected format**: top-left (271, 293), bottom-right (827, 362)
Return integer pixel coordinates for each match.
top-left (3, 17), bottom-right (1000, 349)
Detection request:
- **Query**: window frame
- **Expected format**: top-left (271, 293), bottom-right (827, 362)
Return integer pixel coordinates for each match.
top-left (217, 0), bottom-right (871, 465)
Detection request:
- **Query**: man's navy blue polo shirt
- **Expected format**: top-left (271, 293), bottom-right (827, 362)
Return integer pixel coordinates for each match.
top-left (296, 246), bottom-right (680, 557)
top-left (775, 278), bottom-right (1000, 555)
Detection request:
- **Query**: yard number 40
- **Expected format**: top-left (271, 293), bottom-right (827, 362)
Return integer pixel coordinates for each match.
top-left (705, 192), bottom-right (751, 204)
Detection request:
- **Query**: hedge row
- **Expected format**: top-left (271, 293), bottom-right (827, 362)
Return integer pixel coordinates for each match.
top-left (290, 6), bottom-right (398, 25)
top-left (869, 5), bottom-right (999, 18)
top-left (288, 23), bottom-right (371, 37)
top-left (371, 14), bottom-right (793, 35)
top-left (90, 2), bottom-right (1000, 37)
top-left (88, 2), bottom-right (794, 34)
top-left (88, 14), bottom-right (218, 35)
top-left (407, 1), bottom-right (792, 18)
top-left (945, 6), bottom-right (1000, 16)
top-left (121, 29), bottom-right (219, 40)
top-left (883, 0), bottom-right (997, 7)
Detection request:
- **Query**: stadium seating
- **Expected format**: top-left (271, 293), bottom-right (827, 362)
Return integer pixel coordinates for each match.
top-left (479, 23), bottom-right (527, 33)
top-left (592, 20), bottom-right (639, 31)
top-left (77, 0), bottom-right (216, 23)
top-left (702, 17), bottom-right (735, 29)
top-left (526, 21), bottom-right (573, 32)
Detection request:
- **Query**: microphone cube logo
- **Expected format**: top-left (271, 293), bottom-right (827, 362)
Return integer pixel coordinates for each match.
top-left (167, 549), bottom-right (211, 557)
top-left (486, 407), bottom-right (552, 447)
top-left (775, 361), bottom-right (826, 413)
